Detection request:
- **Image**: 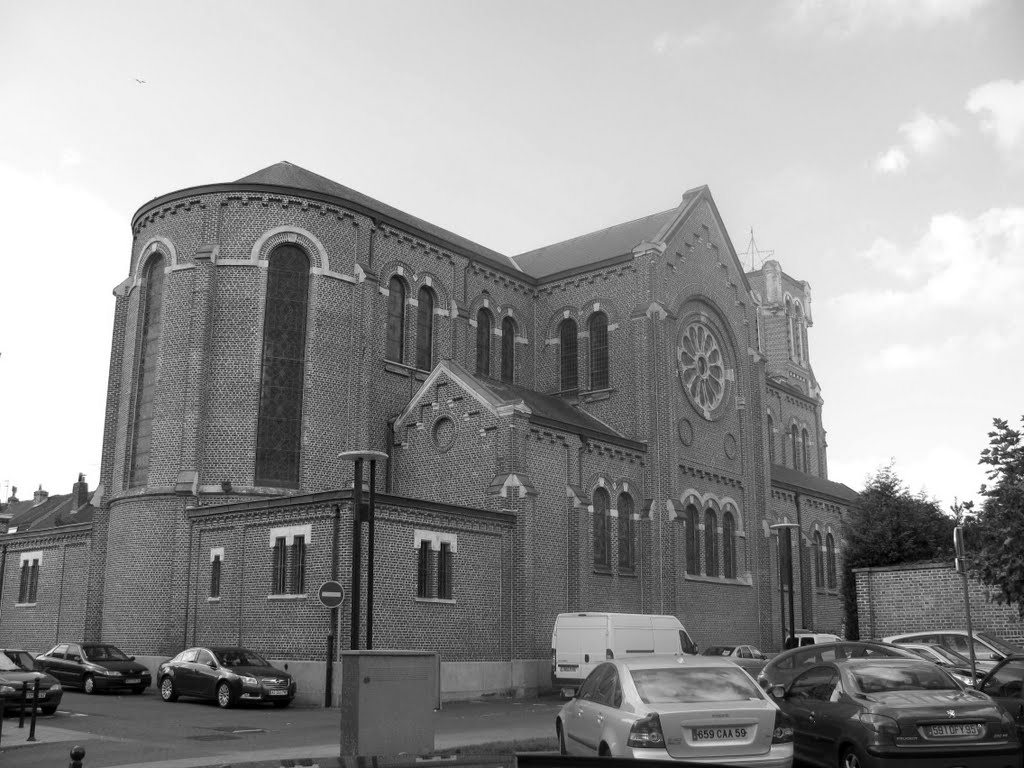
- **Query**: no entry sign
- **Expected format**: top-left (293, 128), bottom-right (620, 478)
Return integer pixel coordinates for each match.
top-left (318, 580), bottom-right (345, 608)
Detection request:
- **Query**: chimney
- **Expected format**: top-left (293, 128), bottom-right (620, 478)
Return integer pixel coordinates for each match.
top-left (33, 485), bottom-right (49, 506)
top-left (71, 473), bottom-right (89, 511)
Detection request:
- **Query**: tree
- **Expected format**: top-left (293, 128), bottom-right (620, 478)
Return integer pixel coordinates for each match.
top-left (965, 417), bottom-right (1024, 617)
top-left (841, 464), bottom-right (956, 639)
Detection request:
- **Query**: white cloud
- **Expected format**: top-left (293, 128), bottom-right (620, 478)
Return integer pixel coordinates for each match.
top-left (785, 0), bottom-right (995, 35)
top-left (898, 112), bottom-right (958, 155)
top-left (966, 79), bottom-right (1024, 152)
top-left (875, 146), bottom-right (909, 174)
top-left (653, 25), bottom-right (724, 56)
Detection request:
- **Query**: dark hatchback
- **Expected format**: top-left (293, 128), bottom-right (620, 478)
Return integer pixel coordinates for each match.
top-left (36, 642), bottom-right (151, 694)
top-left (158, 646), bottom-right (296, 708)
top-left (757, 641), bottom-right (918, 691)
top-left (977, 654), bottom-right (1024, 738)
top-left (0, 648), bottom-right (63, 714)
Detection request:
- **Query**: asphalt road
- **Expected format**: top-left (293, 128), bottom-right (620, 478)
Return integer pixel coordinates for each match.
top-left (1, 687), bottom-right (564, 768)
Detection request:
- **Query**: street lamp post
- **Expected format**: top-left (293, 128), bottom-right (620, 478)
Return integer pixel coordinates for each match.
top-left (771, 522), bottom-right (800, 650)
top-left (338, 450), bottom-right (388, 651)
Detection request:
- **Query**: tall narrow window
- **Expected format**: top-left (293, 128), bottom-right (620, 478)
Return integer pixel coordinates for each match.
top-left (255, 245), bottom-right (309, 488)
top-left (416, 287), bottom-right (434, 370)
top-left (801, 428), bottom-right (810, 473)
top-left (791, 425), bottom-right (799, 469)
top-left (499, 317), bottom-right (516, 382)
top-left (794, 305), bottom-right (805, 362)
top-left (786, 298), bottom-right (794, 360)
top-left (813, 531), bottom-right (824, 587)
top-left (593, 488), bottom-right (611, 567)
top-left (417, 540), bottom-right (431, 598)
top-left (704, 510), bottom-right (719, 577)
top-left (210, 552), bottom-right (222, 598)
top-left (18, 556), bottom-right (40, 603)
top-left (617, 493), bottom-right (634, 571)
top-left (826, 533), bottom-right (837, 589)
top-left (271, 536), bottom-right (287, 594)
top-left (802, 323), bottom-right (810, 366)
top-left (685, 506), bottom-right (699, 575)
top-left (129, 254), bottom-right (166, 487)
top-left (589, 312), bottom-right (609, 390)
top-left (289, 535), bottom-right (306, 594)
top-left (438, 542), bottom-right (453, 599)
top-left (476, 308), bottom-right (492, 376)
top-left (722, 511), bottom-right (735, 579)
top-left (386, 276), bottom-right (406, 363)
top-left (767, 413), bottom-right (776, 465)
top-left (559, 318), bottom-right (578, 392)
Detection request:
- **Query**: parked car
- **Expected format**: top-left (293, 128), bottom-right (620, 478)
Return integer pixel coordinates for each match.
top-left (785, 632), bottom-right (842, 648)
top-left (882, 630), bottom-right (1024, 665)
top-left (157, 646), bottom-right (295, 708)
top-left (555, 655), bottom-right (794, 766)
top-left (757, 641), bottom-right (917, 691)
top-left (893, 642), bottom-right (985, 686)
top-left (770, 657), bottom-right (1019, 768)
top-left (0, 649), bottom-right (62, 715)
top-left (976, 654), bottom-right (1024, 738)
top-left (35, 642), bottom-right (150, 694)
top-left (702, 645), bottom-right (770, 674)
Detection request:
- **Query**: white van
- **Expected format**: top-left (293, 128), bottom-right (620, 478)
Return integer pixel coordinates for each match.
top-left (550, 612), bottom-right (697, 696)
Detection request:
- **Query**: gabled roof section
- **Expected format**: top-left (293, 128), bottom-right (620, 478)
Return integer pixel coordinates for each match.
top-left (2, 493), bottom-right (94, 533)
top-left (512, 209), bottom-right (677, 279)
top-left (771, 465), bottom-right (857, 504)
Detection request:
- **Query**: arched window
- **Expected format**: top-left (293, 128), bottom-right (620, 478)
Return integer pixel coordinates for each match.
top-left (785, 298), bottom-right (794, 360)
top-left (589, 312), bottom-right (609, 390)
top-left (802, 322), bottom-right (810, 366)
top-left (791, 424), bottom-right (799, 469)
top-left (813, 531), bottom-right (824, 587)
top-left (794, 305), bottom-right (804, 363)
top-left (685, 505), bottom-right (699, 575)
top-left (801, 428), bottom-right (810, 473)
top-left (767, 413), bottom-right (776, 465)
top-left (386, 276), bottom-right (406, 363)
top-left (704, 509), bottom-right (719, 577)
top-left (476, 308), bottom-right (492, 376)
top-left (826, 533), bottom-right (837, 589)
top-left (255, 244), bottom-right (310, 488)
top-left (617, 493), bottom-right (634, 571)
top-left (501, 317), bottom-right (515, 383)
top-left (129, 253), bottom-right (166, 487)
top-left (593, 488), bottom-right (611, 567)
top-left (559, 318), bottom-right (578, 392)
top-left (722, 511), bottom-right (736, 579)
top-left (416, 287), bottom-right (434, 371)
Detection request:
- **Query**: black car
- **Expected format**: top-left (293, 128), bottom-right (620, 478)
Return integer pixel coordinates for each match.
top-left (772, 657), bottom-right (1019, 768)
top-left (36, 642), bottom-right (151, 694)
top-left (0, 649), bottom-right (63, 714)
top-left (976, 653), bottom-right (1024, 737)
top-left (157, 646), bottom-right (296, 708)
top-left (757, 640), bottom-right (918, 691)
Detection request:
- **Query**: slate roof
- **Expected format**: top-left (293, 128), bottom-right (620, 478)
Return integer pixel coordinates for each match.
top-left (2, 490), bottom-right (94, 534)
top-left (770, 464), bottom-right (857, 503)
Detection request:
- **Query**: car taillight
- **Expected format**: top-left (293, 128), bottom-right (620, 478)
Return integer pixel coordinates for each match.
top-left (627, 713), bottom-right (665, 748)
top-left (772, 710), bottom-right (794, 744)
top-left (856, 712), bottom-right (900, 738)
top-left (606, 649), bottom-right (614, 660)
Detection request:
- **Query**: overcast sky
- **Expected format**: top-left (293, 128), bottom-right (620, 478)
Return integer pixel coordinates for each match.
top-left (1, 0), bottom-right (1021, 511)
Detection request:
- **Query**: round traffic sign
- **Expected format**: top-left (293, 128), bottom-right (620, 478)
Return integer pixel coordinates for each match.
top-left (318, 580), bottom-right (345, 608)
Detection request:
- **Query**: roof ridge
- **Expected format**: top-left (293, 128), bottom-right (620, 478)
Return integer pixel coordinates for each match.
top-left (513, 208), bottom-right (678, 259)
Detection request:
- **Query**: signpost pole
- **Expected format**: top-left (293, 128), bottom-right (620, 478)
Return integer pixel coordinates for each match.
top-left (955, 526), bottom-right (978, 683)
top-left (318, 579), bottom-right (346, 707)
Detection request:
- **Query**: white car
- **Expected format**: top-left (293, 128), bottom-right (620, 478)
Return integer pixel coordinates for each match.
top-left (556, 655), bottom-right (793, 767)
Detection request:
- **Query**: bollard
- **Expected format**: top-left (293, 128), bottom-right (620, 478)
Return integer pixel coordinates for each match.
top-left (69, 745), bottom-right (86, 768)
top-left (27, 678), bottom-right (39, 742)
top-left (18, 680), bottom-right (27, 728)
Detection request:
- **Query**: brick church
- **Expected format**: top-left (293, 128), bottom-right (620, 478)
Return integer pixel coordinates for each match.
top-left (0, 162), bottom-right (855, 698)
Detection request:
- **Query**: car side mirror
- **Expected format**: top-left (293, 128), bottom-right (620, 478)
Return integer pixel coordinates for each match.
top-left (771, 685), bottom-right (786, 700)
top-left (208, 662), bottom-right (218, 669)
top-left (69, 655), bottom-right (81, 663)
top-left (129, 655), bottom-right (136, 661)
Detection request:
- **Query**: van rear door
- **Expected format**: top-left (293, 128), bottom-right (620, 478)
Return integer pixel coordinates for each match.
top-left (554, 616), bottom-right (608, 686)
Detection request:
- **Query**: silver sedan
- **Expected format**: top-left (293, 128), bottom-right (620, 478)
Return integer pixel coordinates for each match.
top-left (556, 655), bottom-right (794, 767)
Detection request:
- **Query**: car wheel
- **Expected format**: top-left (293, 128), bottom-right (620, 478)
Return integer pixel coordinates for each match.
top-left (272, 699), bottom-right (291, 708)
top-left (159, 676), bottom-right (178, 702)
top-left (216, 681), bottom-right (234, 709)
top-left (40, 705), bottom-right (58, 716)
top-left (599, 744), bottom-right (612, 757)
top-left (557, 722), bottom-right (567, 755)
top-left (840, 745), bottom-right (864, 768)
top-left (83, 675), bottom-right (96, 695)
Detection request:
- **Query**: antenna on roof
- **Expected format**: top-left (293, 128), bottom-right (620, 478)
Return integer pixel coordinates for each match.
top-left (741, 227), bottom-right (774, 272)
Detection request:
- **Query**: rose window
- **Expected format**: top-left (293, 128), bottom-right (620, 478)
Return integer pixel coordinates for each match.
top-left (678, 323), bottom-right (726, 418)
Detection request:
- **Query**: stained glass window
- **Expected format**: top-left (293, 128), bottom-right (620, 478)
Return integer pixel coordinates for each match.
top-left (802, 428), bottom-right (810, 473)
top-left (593, 488), bottom-right (610, 567)
top-left (255, 245), bottom-right (309, 489)
top-left (791, 425), bottom-right (799, 470)
top-left (685, 506), bottom-right (699, 575)
top-left (705, 510), bottom-right (719, 577)
top-left (767, 413), bottom-right (776, 465)
top-left (723, 511), bottom-right (736, 578)
top-left (386, 276), bottom-right (406, 363)
top-left (826, 533), bottom-right (837, 589)
top-left (617, 493), bottom-right (634, 570)
top-left (501, 317), bottom-right (515, 383)
top-left (814, 531), bottom-right (824, 587)
top-left (559, 319), bottom-right (578, 392)
top-left (589, 312), bottom-right (609, 390)
top-left (129, 254), bottom-right (165, 487)
top-left (416, 287), bottom-right (434, 371)
top-left (476, 308), bottom-right (492, 376)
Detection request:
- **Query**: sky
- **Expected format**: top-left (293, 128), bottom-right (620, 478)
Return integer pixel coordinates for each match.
top-left (0, 0), bottom-right (1021, 512)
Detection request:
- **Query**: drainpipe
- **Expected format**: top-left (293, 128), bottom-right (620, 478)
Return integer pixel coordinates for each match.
top-left (794, 491), bottom-right (805, 629)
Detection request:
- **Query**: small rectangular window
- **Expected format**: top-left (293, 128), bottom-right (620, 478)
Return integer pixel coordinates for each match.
top-left (210, 554), bottom-right (222, 598)
top-left (438, 542), bottom-right (453, 600)
top-left (18, 557), bottom-right (40, 603)
top-left (290, 536), bottom-right (306, 594)
top-left (272, 537), bottom-right (287, 594)
top-left (417, 540), bottom-right (432, 598)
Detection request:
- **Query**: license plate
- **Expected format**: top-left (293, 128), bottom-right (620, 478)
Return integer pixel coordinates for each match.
top-left (126, 678), bottom-right (141, 684)
top-left (558, 665), bottom-right (578, 671)
top-left (693, 726), bottom-right (748, 741)
top-left (268, 689), bottom-right (287, 696)
top-left (928, 723), bottom-right (980, 737)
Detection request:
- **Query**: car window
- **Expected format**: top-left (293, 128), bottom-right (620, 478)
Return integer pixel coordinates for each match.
top-left (978, 633), bottom-right (1024, 656)
top-left (738, 647), bottom-right (752, 659)
top-left (66, 644), bottom-right (82, 659)
top-left (49, 644), bottom-right (68, 658)
top-left (577, 665), bottom-right (608, 701)
top-left (180, 649), bottom-right (199, 663)
top-left (790, 666), bottom-right (839, 701)
top-left (593, 667), bottom-right (622, 707)
top-left (982, 662), bottom-right (1024, 698)
top-left (196, 650), bottom-right (215, 665)
top-left (630, 666), bottom-right (764, 704)
top-left (3, 650), bottom-right (35, 670)
top-left (851, 663), bottom-right (958, 693)
top-left (679, 630), bottom-right (697, 655)
top-left (799, 637), bottom-right (815, 646)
